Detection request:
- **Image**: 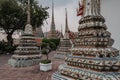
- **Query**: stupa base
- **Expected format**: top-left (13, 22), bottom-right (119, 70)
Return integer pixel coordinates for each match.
top-left (56, 64), bottom-right (120, 80)
top-left (52, 72), bottom-right (74, 80)
top-left (8, 54), bottom-right (41, 67)
top-left (54, 53), bottom-right (66, 59)
top-left (54, 52), bottom-right (70, 59)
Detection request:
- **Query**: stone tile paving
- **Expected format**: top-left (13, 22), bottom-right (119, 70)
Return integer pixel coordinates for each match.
top-left (0, 51), bottom-right (64, 80)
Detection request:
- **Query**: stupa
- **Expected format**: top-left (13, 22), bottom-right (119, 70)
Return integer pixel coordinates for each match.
top-left (35, 26), bottom-right (44, 50)
top-left (54, 9), bottom-right (72, 59)
top-left (8, 0), bottom-right (41, 67)
top-left (35, 26), bottom-right (44, 38)
top-left (47, 0), bottom-right (59, 39)
top-left (52, 0), bottom-right (120, 80)
top-left (59, 25), bottom-right (64, 39)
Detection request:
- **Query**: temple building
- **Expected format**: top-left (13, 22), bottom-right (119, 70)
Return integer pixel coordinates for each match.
top-left (35, 26), bottom-right (44, 48)
top-left (47, 0), bottom-right (61, 39)
top-left (8, 0), bottom-right (41, 67)
top-left (35, 26), bottom-right (44, 38)
top-left (54, 9), bottom-right (72, 59)
top-left (52, 0), bottom-right (120, 80)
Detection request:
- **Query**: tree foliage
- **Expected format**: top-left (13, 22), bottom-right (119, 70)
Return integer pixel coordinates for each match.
top-left (0, 0), bottom-right (26, 46)
top-left (41, 42), bottom-right (51, 62)
top-left (42, 38), bottom-right (60, 50)
top-left (0, 0), bottom-right (49, 46)
top-left (18, 0), bottom-right (49, 29)
top-left (0, 41), bottom-right (17, 54)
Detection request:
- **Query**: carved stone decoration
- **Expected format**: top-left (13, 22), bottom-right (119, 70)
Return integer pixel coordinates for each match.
top-left (8, 0), bottom-right (41, 67)
top-left (55, 8), bottom-right (72, 59)
top-left (52, 0), bottom-right (120, 80)
top-left (24, 24), bottom-right (33, 34)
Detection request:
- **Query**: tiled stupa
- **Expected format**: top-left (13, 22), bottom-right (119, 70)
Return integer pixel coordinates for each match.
top-left (52, 0), bottom-right (120, 80)
top-left (35, 26), bottom-right (44, 47)
top-left (8, 0), bottom-right (41, 67)
top-left (35, 26), bottom-right (44, 38)
top-left (54, 9), bottom-right (72, 59)
top-left (47, 0), bottom-right (59, 39)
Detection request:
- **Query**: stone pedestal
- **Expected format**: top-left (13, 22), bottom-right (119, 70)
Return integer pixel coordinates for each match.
top-left (55, 38), bottom-right (71, 59)
top-left (8, 33), bottom-right (41, 67)
top-left (52, 71), bottom-right (74, 80)
top-left (8, 0), bottom-right (42, 68)
top-left (8, 55), bottom-right (41, 67)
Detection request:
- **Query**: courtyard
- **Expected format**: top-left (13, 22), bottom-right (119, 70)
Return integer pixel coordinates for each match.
top-left (0, 51), bottom-right (64, 80)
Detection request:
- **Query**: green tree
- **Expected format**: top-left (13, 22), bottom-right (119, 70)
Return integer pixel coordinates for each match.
top-left (42, 38), bottom-right (60, 50)
top-left (49, 38), bottom-right (60, 47)
top-left (0, 0), bottom-right (49, 46)
top-left (41, 42), bottom-right (51, 64)
top-left (18, 0), bottom-right (49, 30)
top-left (49, 42), bottom-right (56, 50)
top-left (0, 0), bottom-right (26, 46)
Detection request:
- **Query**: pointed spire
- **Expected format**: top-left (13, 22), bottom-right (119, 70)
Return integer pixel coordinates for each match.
top-left (65, 8), bottom-right (70, 33)
top-left (82, 0), bottom-right (86, 16)
top-left (60, 24), bottom-right (63, 38)
top-left (64, 8), bottom-right (70, 39)
top-left (50, 0), bottom-right (55, 31)
top-left (36, 26), bottom-right (44, 38)
top-left (61, 24), bottom-right (63, 34)
top-left (24, 0), bottom-right (33, 34)
top-left (83, 0), bottom-right (101, 16)
top-left (27, 0), bottom-right (31, 24)
top-left (97, 0), bottom-right (101, 15)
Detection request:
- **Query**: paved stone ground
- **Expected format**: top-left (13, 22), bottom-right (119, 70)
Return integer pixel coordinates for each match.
top-left (0, 51), bottom-right (64, 80)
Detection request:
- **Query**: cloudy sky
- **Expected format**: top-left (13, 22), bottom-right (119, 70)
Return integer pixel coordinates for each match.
top-left (38, 0), bottom-right (120, 50)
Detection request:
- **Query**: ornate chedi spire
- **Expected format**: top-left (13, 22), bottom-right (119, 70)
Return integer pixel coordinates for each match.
top-left (65, 8), bottom-right (70, 33)
top-left (83, 0), bottom-right (101, 16)
top-left (24, 0), bottom-right (33, 34)
top-left (51, 0), bottom-right (55, 31)
top-left (65, 8), bottom-right (75, 43)
top-left (8, 0), bottom-right (41, 67)
top-left (64, 8), bottom-right (70, 39)
top-left (59, 25), bottom-right (63, 38)
top-left (54, 8), bottom-right (72, 59)
top-left (27, 0), bottom-right (30, 24)
top-left (47, 0), bottom-right (59, 39)
top-left (52, 0), bottom-right (120, 80)
top-left (61, 25), bottom-right (63, 37)
top-left (36, 26), bottom-right (44, 38)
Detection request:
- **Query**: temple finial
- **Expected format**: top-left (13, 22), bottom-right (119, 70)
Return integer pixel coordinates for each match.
top-left (64, 8), bottom-right (70, 39)
top-left (61, 24), bottom-right (63, 33)
top-left (24, 0), bottom-right (33, 34)
top-left (50, 0), bottom-right (55, 31)
top-left (97, 0), bottom-right (101, 15)
top-left (65, 8), bottom-right (70, 33)
top-left (27, 0), bottom-right (31, 24)
top-left (83, 0), bottom-right (101, 16)
top-left (60, 24), bottom-right (63, 38)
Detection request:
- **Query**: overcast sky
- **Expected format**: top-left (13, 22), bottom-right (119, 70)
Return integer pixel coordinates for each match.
top-left (38, 0), bottom-right (120, 50)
